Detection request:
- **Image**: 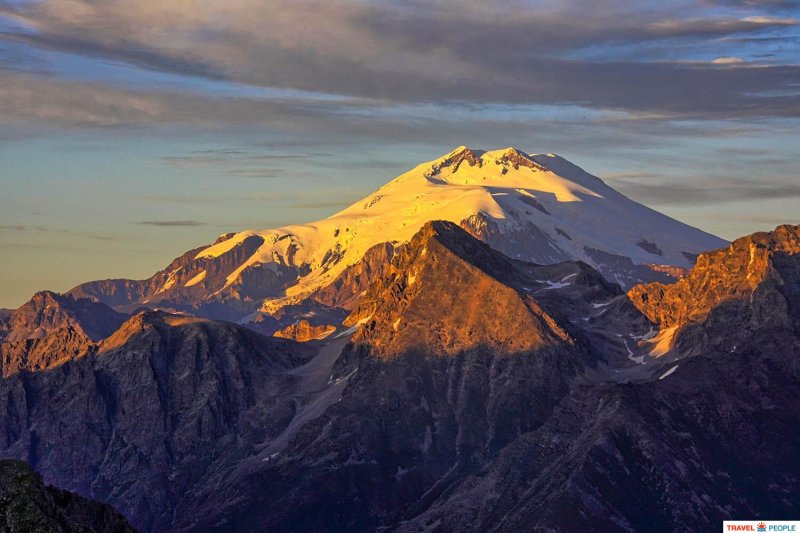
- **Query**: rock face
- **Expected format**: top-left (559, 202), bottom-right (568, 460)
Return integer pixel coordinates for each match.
top-left (629, 223), bottom-right (800, 356)
top-left (171, 222), bottom-right (800, 532)
top-left (0, 311), bottom-right (314, 531)
top-left (273, 320), bottom-right (336, 342)
top-left (0, 222), bottom-right (797, 532)
top-left (0, 459), bottom-right (135, 532)
top-left (0, 291), bottom-right (127, 377)
top-left (348, 221), bottom-right (581, 358)
top-left (309, 241), bottom-right (396, 311)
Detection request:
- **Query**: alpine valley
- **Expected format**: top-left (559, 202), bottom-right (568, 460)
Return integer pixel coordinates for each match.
top-left (1, 148), bottom-right (798, 532)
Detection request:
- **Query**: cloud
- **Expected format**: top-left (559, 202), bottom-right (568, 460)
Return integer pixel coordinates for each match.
top-left (220, 168), bottom-right (284, 178)
top-left (614, 176), bottom-right (800, 206)
top-left (603, 172), bottom-right (663, 180)
top-left (712, 56), bottom-right (746, 64)
top-left (0, 224), bottom-right (47, 231)
top-left (161, 148), bottom-right (322, 170)
top-left (136, 220), bottom-right (204, 227)
top-left (706, 0), bottom-right (798, 8)
top-left (1, 0), bottom-right (799, 118)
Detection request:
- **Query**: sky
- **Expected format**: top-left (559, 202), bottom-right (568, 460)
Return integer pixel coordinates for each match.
top-left (0, 0), bottom-right (799, 308)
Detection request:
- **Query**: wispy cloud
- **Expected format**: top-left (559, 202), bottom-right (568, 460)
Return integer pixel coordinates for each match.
top-left (615, 176), bottom-right (800, 205)
top-left (0, 224), bottom-right (47, 231)
top-left (136, 220), bottom-right (204, 227)
top-left (220, 168), bottom-right (284, 178)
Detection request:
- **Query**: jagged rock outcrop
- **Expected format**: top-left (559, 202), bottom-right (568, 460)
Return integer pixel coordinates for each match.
top-left (310, 241), bottom-right (396, 311)
top-left (273, 320), bottom-right (336, 342)
top-left (348, 221), bottom-right (578, 358)
top-left (629, 223), bottom-right (800, 355)
top-left (246, 300), bottom-right (348, 337)
top-left (0, 459), bottom-right (135, 532)
top-left (0, 291), bottom-right (127, 377)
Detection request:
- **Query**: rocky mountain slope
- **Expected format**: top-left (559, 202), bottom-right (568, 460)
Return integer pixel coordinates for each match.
top-left (629, 223), bottom-right (800, 358)
top-left (0, 222), bottom-right (795, 532)
top-left (0, 459), bottom-right (135, 532)
top-left (0, 291), bottom-right (127, 377)
top-left (174, 222), bottom-right (800, 532)
top-left (67, 147), bottom-right (726, 330)
top-left (0, 311), bottom-right (313, 531)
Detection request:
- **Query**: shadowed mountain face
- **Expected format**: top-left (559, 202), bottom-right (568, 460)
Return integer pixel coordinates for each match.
top-left (0, 311), bottom-right (315, 531)
top-left (0, 459), bottom-right (135, 533)
top-left (0, 222), bottom-right (797, 532)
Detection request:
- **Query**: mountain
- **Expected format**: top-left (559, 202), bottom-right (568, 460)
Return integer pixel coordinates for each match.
top-left (628, 223), bottom-right (800, 359)
top-left (3, 221), bottom-right (794, 531)
top-left (0, 310), bottom-right (314, 531)
top-left (345, 220), bottom-right (618, 359)
top-left (0, 291), bottom-right (127, 377)
top-left (0, 459), bottom-right (135, 533)
top-left (68, 147), bottom-right (726, 330)
top-left (171, 222), bottom-right (800, 532)
top-left (386, 226), bottom-right (800, 531)
top-left (139, 221), bottom-right (635, 531)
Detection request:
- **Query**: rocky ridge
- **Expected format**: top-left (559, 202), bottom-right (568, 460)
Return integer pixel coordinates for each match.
top-left (629, 223), bottom-right (800, 356)
top-left (0, 459), bottom-right (135, 532)
top-left (0, 291), bottom-right (126, 377)
top-left (0, 222), bottom-right (795, 532)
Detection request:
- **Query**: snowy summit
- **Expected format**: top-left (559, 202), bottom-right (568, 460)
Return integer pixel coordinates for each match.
top-left (191, 146), bottom-right (725, 315)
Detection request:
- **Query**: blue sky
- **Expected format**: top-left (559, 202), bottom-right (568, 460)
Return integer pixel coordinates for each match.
top-left (1, 0), bottom-right (799, 308)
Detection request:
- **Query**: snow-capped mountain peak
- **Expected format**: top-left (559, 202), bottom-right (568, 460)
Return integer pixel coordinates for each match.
top-left (188, 147), bottom-right (725, 316)
top-left (71, 147), bottom-right (727, 324)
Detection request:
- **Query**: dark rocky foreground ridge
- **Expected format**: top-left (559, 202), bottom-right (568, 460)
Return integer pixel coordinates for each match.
top-left (0, 459), bottom-right (135, 532)
top-left (0, 222), bottom-right (798, 531)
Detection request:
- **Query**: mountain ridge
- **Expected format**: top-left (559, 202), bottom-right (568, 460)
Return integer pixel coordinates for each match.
top-left (0, 219), bottom-right (796, 531)
top-left (629, 223), bottom-right (800, 358)
top-left (65, 147), bottom-right (726, 332)
top-left (0, 459), bottom-right (135, 533)
top-left (0, 290), bottom-right (127, 377)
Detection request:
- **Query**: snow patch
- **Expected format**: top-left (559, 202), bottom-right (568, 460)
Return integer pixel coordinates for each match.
top-left (659, 365), bottom-right (679, 380)
top-left (333, 315), bottom-right (373, 339)
top-left (535, 273), bottom-right (577, 290)
top-left (184, 270), bottom-right (207, 287)
top-left (624, 339), bottom-right (645, 365)
top-left (154, 268), bottom-right (181, 294)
